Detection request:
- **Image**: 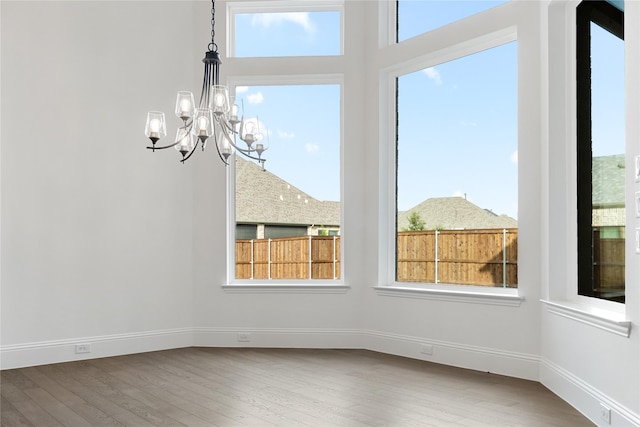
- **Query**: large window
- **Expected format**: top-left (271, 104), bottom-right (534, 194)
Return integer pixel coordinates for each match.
top-left (233, 84), bottom-right (341, 280)
top-left (576, 0), bottom-right (625, 302)
top-left (395, 41), bottom-right (518, 288)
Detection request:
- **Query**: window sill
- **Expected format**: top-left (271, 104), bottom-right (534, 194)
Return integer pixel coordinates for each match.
top-left (541, 299), bottom-right (631, 337)
top-left (222, 283), bottom-right (350, 294)
top-left (374, 285), bottom-right (523, 307)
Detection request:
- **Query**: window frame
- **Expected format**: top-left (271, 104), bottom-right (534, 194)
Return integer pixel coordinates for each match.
top-left (227, 0), bottom-right (345, 58)
top-left (378, 25), bottom-right (522, 303)
top-left (225, 75), bottom-right (346, 288)
top-left (576, 0), bottom-right (625, 302)
top-left (541, 0), bottom-right (631, 336)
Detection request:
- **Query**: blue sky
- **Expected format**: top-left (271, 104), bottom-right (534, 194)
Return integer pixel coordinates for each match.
top-left (232, 1), bottom-right (626, 221)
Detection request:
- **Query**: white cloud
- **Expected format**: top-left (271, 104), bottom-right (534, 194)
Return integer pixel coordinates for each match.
top-left (246, 92), bottom-right (264, 105)
top-left (452, 190), bottom-right (465, 198)
top-left (235, 86), bottom-right (249, 93)
top-left (277, 129), bottom-right (295, 139)
top-left (305, 143), bottom-right (319, 154)
top-left (423, 67), bottom-right (442, 85)
top-left (251, 12), bottom-right (316, 35)
top-left (511, 150), bottom-right (518, 164)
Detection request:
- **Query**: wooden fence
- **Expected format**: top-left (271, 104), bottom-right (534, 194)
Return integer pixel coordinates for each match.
top-left (592, 229), bottom-right (625, 294)
top-left (397, 229), bottom-right (518, 287)
top-left (236, 228), bottom-right (627, 290)
top-left (236, 235), bottom-right (341, 280)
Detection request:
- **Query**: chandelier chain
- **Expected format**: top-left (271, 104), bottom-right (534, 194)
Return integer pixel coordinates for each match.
top-left (209, 0), bottom-right (217, 52)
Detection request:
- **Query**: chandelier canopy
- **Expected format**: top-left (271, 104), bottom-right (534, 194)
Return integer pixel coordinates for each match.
top-left (144, 0), bottom-right (267, 167)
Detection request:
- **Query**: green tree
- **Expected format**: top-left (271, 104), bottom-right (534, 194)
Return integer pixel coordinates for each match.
top-left (405, 211), bottom-right (426, 231)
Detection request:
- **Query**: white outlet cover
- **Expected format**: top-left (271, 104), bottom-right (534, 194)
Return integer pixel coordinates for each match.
top-left (636, 228), bottom-right (640, 254)
top-left (635, 155), bottom-right (640, 182)
top-left (636, 192), bottom-right (640, 217)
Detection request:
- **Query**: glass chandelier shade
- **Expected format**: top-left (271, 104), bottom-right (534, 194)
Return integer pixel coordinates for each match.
top-left (144, 111), bottom-right (167, 145)
top-left (144, 0), bottom-right (267, 167)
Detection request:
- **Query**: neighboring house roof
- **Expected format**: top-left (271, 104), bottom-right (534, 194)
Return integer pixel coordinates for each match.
top-left (592, 154), bottom-right (624, 208)
top-left (236, 157), bottom-right (340, 226)
top-left (397, 197), bottom-right (517, 230)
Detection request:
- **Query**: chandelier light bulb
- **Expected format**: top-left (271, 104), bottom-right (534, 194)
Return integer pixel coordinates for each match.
top-left (219, 133), bottom-right (234, 160)
top-left (230, 104), bottom-right (239, 123)
top-left (212, 85), bottom-right (230, 115)
top-left (145, 111), bottom-right (166, 142)
top-left (150, 119), bottom-right (160, 132)
top-left (175, 91), bottom-right (195, 121)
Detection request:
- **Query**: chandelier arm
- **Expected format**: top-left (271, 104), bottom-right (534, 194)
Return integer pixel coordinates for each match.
top-left (146, 140), bottom-right (182, 151)
top-left (227, 141), bottom-right (266, 162)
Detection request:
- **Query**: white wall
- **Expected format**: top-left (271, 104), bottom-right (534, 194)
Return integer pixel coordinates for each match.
top-left (1, 1), bottom-right (639, 425)
top-left (1, 1), bottom-right (198, 366)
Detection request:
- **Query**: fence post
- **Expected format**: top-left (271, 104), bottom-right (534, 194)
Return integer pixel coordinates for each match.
top-left (309, 235), bottom-right (313, 279)
top-left (268, 238), bottom-right (272, 280)
top-left (333, 235), bottom-right (337, 280)
top-left (502, 229), bottom-right (507, 288)
top-left (435, 230), bottom-right (439, 283)
top-left (250, 239), bottom-right (254, 280)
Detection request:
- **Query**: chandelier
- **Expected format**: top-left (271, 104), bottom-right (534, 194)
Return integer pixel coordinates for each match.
top-left (144, 0), bottom-right (267, 167)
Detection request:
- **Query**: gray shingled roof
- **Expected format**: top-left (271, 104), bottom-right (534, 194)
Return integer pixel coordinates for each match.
top-left (592, 154), bottom-right (624, 208)
top-left (397, 197), bottom-right (517, 230)
top-left (236, 158), bottom-right (340, 226)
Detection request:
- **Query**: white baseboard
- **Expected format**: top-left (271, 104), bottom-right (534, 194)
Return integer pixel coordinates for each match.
top-left (362, 329), bottom-right (540, 381)
top-left (191, 327), bottom-right (539, 380)
top-left (2, 327), bottom-right (538, 380)
top-left (541, 358), bottom-right (640, 427)
top-left (0, 328), bottom-right (193, 370)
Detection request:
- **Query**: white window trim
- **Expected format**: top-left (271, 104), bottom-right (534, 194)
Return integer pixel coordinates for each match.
top-left (222, 283), bottom-right (350, 294)
top-left (541, 299), bottom-right (631, 337)
top-left (378, 25), bottom-right (520, 302)
top-left (543, 0), bottom-right (631, 335)
top-left (227, 0), bottom-right (345, 58)
top-left (224, 74), bottom-right (345, 287)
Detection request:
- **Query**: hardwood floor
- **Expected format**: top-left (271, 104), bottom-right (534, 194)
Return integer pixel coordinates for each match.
top-left (1, 348), bottom-right (592, 426)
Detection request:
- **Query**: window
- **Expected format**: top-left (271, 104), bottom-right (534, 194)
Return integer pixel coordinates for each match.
top-left (233, 84), bottom-right (341, 281)
top-left (395, 41), bottom-right (518, 288)
top-left (576, 0), bottom-right (625, 302)
top-left (397, 0), bottom-right (508, 42)
top-left (231, 6), bottom-right (342, 57)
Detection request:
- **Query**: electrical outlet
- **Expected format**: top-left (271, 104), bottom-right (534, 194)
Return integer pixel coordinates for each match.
top-left (420, 344), bottom-right (433, 355)
top-left (600, 403), bottom-right (611, 425)
top-left (75, 343), bottom-right (91, 354)
top-left (237, 333), bottom-right (250, 343)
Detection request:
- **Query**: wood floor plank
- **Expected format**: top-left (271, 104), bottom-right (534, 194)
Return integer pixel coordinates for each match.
top-left (0, 379), bottom-right (64, 427)
top-left (1, 348), bottom-right (593, 427)
top-left (0, 409), bottom-right (35, 427)
top-left (21, 366), bottom-right (123, 427)
top-left (35, 364), bottom-right (157, 427)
